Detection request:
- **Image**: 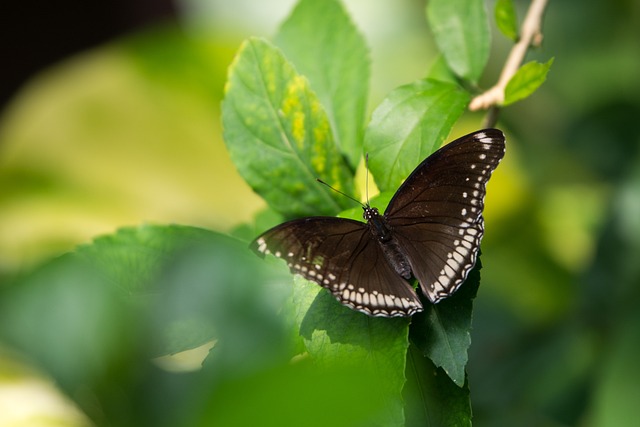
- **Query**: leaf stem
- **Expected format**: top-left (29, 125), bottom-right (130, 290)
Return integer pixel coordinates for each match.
top-left (470, 0), bottom-right (550, 118)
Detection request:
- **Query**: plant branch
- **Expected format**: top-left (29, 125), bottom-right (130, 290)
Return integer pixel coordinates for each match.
top-left (470, 0), bottom-right (549, 113)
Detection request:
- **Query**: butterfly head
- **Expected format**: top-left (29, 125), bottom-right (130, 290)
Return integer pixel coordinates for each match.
top-left (363, 206), bottom-right (395, 243)
top-left (362, 206), bottom-right (380, 221)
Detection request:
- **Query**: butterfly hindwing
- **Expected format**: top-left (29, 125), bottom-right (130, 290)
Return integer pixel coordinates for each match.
top-left (385, 129), bottom-right (505, 302)
top-left (251, 217), bottom-right (423, 317)
top-left (390, 218), bottom-right (485, 303)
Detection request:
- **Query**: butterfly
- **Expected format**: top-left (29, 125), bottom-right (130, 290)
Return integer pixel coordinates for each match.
top-left (251, 129), bottom-right (506, 317)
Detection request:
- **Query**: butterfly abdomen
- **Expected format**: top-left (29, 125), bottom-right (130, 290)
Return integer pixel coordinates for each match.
top-left (378, 239), bottom-right (412, 280)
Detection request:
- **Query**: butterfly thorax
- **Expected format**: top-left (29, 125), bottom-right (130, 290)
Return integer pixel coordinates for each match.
top-left (363, 206), bottom-right (392, 241)
top-left (363, 206), bottom-right (412, 280)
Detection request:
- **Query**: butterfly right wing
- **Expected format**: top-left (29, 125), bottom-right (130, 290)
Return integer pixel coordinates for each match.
top-left (384, 129), bottom-right (505, 303)
top-left (251, 217), bottom-right (423, 317)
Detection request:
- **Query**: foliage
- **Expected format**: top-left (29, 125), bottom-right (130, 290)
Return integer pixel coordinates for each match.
top-left (494, 0), bottom-right (519, 42)
top-left (8, 0), bottom-right (640, 426)
top-left (503, 58), bottom-right (554, 106)
top-left (222, 0), bottom-right (551, 424)
top-left (364, 80), bottom-right (469, 192)
top-left (426, 0), bottom-right (491, 85)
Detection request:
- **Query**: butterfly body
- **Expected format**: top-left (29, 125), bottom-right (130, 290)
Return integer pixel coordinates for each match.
top-left (365, 206), bottom-right (412, 280)
top-left (251, 129), bottom-right (506, 317)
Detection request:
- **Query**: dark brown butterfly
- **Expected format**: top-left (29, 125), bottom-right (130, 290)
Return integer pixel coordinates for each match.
top-left (251, 129), bottom-right (506, 317)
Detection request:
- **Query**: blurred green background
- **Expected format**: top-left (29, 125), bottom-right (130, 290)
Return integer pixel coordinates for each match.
top-left (1, 0), bottom-right (639, 426)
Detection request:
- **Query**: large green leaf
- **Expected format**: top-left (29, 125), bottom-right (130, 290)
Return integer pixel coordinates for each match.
top-left (293, 276), bottom-right (410, 427)
top-left (364, 79), bottom-right (469, 192)
top-left (75, 225), bottom-right (292, 358)
top-left (222, 37), bottom-right (354, 218)
top-left (427, 0), bottom-right (491, 84)
top-left (194, 358), bottom-right (389, 427)
top-left (404, 344), bottom-right (471, 427)
top-left (410, 258), bottom-right (481, 387)
top-left (0, 252), bottom-right (133, 391)
top-left (275, 0), bottom-right (370, 171)
top-left (0, 224), bottom-right (307, 425)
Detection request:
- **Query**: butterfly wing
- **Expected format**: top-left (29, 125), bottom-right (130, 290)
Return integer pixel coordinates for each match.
top-left (384, 129), bottom-right (506, 303)
top-left (251, 217), bottom-right (423, 317)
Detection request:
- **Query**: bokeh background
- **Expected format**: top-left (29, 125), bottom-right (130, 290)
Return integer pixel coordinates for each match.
top-left (1, 0), bottom-right (639, 426)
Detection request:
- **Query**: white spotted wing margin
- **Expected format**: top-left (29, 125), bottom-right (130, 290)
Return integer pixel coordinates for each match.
top-left (251, 217), bottom-right (424, 317)
top-left (383, 128), bottom-right (505, 303)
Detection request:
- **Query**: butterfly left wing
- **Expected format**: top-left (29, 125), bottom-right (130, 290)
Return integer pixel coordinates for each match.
top-left (384, 129), bottom-right (506, 303)
top-left (251, 217), bottom-right (423, 317)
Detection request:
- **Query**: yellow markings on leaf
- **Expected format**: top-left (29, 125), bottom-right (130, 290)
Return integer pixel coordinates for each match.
top-left (259, 48), bottom-right (279, 96)
top-left (311, 93), bottom-right (329, 136)
top-left (291, 112), bottom-right (306, 148)
top-left (311, 153), bottom-right (326, 175)
top-left (281, 75), bottom-right (308, 148)
top-left (231, 39), bottom-right (338, 187)
top-left (330, 168), bottom-right (346, 192)
top-left (310, 99), bottom-right (333, 177)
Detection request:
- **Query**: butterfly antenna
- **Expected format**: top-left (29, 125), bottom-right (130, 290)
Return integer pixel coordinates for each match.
top-left (316, 178), bottom-right (365, 208)
top-left (365, 153), bottom-right (371, 207)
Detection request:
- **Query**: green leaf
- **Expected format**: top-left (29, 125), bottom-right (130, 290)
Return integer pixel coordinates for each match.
top-left (426, 55), bottom-right (459, 84)
top-left (404, 344), bottom-right (471, 427)
top-left (275, 0), bottom-right (370, 171)
top-left (364, 79), bottom-right (469, 192)
top-left (75, 225), bottom-right (292, 358)
top-left (195, 359), bottom-right (391, 427)
top-left (409, 258), bottom-right (481, 386)
top-left (230, 207), bottom-right (284, 242)
top-left (293, 276), bottom-right (410, 427)
top-left (0, 224), bottom-right (305, 424)
top-left (503, 58), bottom-right (554, 106)
top-left (495, 0), bottom-right (519, 41)
top-left (222, 37), bottom-right (354, 218)
top-left (426, 0), bottom-right (491, 84)
top-left (76, 224), bottom-right (219, 297)
top-left (0, 253), bottom-right (134, 389)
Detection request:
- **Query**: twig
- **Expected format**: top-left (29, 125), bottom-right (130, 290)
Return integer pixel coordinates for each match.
top-left (470, 0), bottom-right (549, 113)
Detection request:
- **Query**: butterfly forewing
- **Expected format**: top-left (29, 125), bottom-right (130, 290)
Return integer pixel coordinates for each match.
top-left (385, 129), bottom-right (505, 302)
top-left (251, 217), bottom-right (423, 317)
